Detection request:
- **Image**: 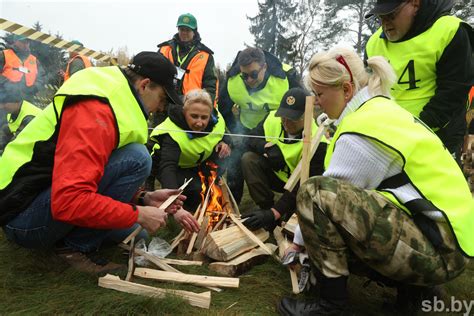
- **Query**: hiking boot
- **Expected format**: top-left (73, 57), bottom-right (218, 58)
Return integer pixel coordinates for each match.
top-left (278, 297), bottom-right (348, 316)
top-left (57, 249), bottom-right (125, 276)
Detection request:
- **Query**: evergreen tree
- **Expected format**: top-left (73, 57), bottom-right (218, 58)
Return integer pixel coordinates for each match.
top-left (247, 0), bottom-right (298, 63)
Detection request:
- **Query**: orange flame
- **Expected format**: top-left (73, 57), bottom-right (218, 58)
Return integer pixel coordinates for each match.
top-left (198, 161), bottom-right (227, 231)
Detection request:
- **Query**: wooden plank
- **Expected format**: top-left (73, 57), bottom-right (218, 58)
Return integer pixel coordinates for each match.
top-left (134, 268), bottom-right (239, 288)
top-left (274, 227), bottom-right (300, 294)
top-left (122, 178), bottom-right (193, 244)
top-left (300, 96), bottom-right (314, 184)
top-left (228, 214), bottom-right (278, 260)
top-left (209, 244), bottom-right (278, 277)
top-left (119, 243), bottom-right (220, 292)
top-left (284, 123), bottom-right (330, 192)
top-left (98, 274), bottom-right (211, 309)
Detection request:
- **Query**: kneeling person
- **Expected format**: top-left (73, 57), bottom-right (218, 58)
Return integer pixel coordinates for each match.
top-left (241, 88), bottom-right (327, 231)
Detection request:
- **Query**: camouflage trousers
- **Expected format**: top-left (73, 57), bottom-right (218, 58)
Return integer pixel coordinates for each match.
top-left (296, 176), bottom-right (468, 286)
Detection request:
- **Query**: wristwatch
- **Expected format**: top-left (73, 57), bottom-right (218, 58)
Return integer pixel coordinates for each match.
top-left (137, 191), bottom-right (147, 206)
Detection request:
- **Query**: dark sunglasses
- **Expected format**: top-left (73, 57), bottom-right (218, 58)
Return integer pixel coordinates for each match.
top-left (240, 67), bottom-right (263, 81)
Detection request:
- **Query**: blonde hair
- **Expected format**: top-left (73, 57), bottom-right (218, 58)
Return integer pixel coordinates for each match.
top-left (183, 89), bottom-right (213, 112)
top-left (305, 47), bottom-right (396, 97)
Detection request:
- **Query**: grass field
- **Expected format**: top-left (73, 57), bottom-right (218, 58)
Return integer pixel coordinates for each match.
top-left (1, 187), bottom-right (473, 315)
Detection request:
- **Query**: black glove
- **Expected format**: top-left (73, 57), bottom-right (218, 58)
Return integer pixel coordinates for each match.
top-left (264, 145), bottom-right (286, 171)
top-left (242, 209), bottom-right (276, 231)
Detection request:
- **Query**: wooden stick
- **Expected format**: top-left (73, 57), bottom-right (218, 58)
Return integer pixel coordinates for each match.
top-left (220, 178), bottom-right (241, 216)
top-left (122, 178), bottom-right (193, 244)
top-left (186, 178), bottom-right (215, 254)
top-left (300, 96), bottom-right (314, 184)
top-left (195, 215), bottom-right (209, 250)
top-left (98, 274), bottom-right (211, 309)
top-left (210, 213), bottom-right (227, 233)
top-left (284, 123), bottom-right (330, 192)
top-left (119, 243), bottom-right (220, 292)
top-left (134, 268), bottom-right (239, 288)
top-left (228, 214), bottom-right (278, 260)
top-left (274, 227), bottom-right (300, 294)
top-left (125, 236), bottom-right (136, 282)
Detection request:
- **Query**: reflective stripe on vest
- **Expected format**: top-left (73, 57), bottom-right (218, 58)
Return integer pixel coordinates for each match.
top-left (64, 55), bottom-right (92, 81)
top-left (227, 64), bottom-right (292, 129)
top-left (150, 110), bottom-right (226, 168)
top-left (0, 66), bottom-right (148, 191)
top-left (366, 16), bottom-right (462, 118)
top-left (2, 49), bottom-right (38, 87)
top-left (7, 100), bottom-right (42, 134)
top-left (159, 45), bottom-right (212, 97)
top-left (324, 96), bottom-right (474, 257)
top-left (263, 111), bottom-right (317, 182)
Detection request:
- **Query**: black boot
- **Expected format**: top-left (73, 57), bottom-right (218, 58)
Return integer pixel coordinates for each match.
top-left (278, 273), bottom-right (349, 316)
top-left (395, 284), bottom-right (446, 315)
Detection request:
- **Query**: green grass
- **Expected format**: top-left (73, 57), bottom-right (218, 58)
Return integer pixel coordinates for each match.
top-left (1, 186), bottom-right (473, 315)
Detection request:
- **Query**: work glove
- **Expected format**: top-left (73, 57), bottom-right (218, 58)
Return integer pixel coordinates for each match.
top-left (242, 208), bottom-right (276, 231)
top-left (264, 145), bottom-right (285, 171)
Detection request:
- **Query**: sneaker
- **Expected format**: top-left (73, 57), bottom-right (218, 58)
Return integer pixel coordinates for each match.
top-left (56, 249), bottom-right (125, 276)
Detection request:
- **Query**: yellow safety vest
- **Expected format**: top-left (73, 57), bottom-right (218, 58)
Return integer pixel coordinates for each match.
top-left (325, 96), bottom-right (474, 257)
top-left (227, 64), bottom-right (292, 129)
top-left (0, 66), bottom-right (148, 213)
top-left (7, 100), bottom-right (42, 135)
top-left (150, 109), bottom-right (226, 168)
top-left (366, 16), bottom-right (463, 118)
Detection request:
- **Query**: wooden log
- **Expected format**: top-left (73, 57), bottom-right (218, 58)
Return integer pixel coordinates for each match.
top-left (284, 122), bottom-right (330, 192)
top-left (209, 243), bottom-right (278, 277)
top-left (122, 178), bottom-right (193, 244)
top-left (229, 213), bottom-right (279, 261)
top-left (300, 96), bottom-right (314, 184)
top-left (119, 243), bottom-right (220, 292)
top-left (98, 274), bottom-right (211, 309)
top-left (274, 226), bottom-right (300, 294)
top-left (134, 268), bottom-right (239, 288)
top-left (203, 225), bottom-right (270, 261)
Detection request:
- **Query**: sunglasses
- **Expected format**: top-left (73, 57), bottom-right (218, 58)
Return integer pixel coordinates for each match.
top-left (378, 1), bottom-right (409, 21)
top-left (240, 67), bottom-right (263, 81)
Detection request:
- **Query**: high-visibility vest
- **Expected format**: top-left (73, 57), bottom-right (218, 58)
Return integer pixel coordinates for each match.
top-left (64, 55), bottom-right (92, 81)
top-left (150, 109), bottom-right (226, 168)
top-left (325, 96), bottom-right (474, 257)
top-left (2, 49), bottom-right (38, 87)
top-left (263, 111), bottom-right (323, 182)
top-left (159, 45), bottom-right (212, 97)
top-left (366, 16), bottom-right (463, 119)
top-left (7, 100), bottom-right (42, 134)
top-left (227, 63), bottom-right (292, 129)
top-left (0, 66), bottom-right (148, 221)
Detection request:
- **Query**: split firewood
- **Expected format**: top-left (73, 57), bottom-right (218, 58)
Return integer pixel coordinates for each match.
top-left (195, 215), bottom-right (209, 250)
top-left (187, 178), bottom-right (215, 254)
top-left (282, 214), bottom-right (298, 236)
top-left (98, 274), bottom-right (211, 309)
top-left (220, 178), bottom-right (241, 216)
top-left (122, 178), bottom-right (193, 244)
top-left (209, 243), bottom-right (278, 277)
top-left (274, 226), bottom-right (300, 294)
top-left (229, 213), bottom-right (279, 261)
top-left (134, 268), bottom-right (239, 288)
top-left (125, 236), bottom-right (135, 282)
top-left (203, 224), bottom-right (270, 261)
top-left (119, 243), bottom-right (220, 292)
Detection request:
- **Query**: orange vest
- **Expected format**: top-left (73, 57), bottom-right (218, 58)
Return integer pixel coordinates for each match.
top-left (2, 49), bottom-right (38, 87)
top-left (469, 86), bottom-right (474, 106)
top-left (159, 45), bottom-right (211, 96)
top-left (64, 55), bottom-right (92, 81)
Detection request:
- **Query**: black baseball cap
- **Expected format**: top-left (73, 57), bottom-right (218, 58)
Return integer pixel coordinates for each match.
top-left (365, 0), bottom-right (405, 18)
top-left (275, 88), bottom-right (310, 120)
top-left (128, 51), bottom-right (182, 105)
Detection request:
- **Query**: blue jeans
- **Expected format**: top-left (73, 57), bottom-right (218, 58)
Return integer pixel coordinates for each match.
top-left (3, 143), bottom-right (151, 253)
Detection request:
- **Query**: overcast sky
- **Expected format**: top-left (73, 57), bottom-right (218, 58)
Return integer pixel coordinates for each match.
top-left (0, 0), bottom-right (259, 67)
